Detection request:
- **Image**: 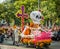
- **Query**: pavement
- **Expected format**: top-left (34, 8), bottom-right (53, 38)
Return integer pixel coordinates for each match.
top-left (0, 41), bottom-right (60, 49)
top-left (50, 41), bottom-right (60, 49)
top-left (0, 38), bottom-right (60, 49)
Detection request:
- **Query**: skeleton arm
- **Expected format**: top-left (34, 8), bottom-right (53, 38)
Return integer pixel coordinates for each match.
top-left (20, 26), bottom-right (28, 38)
top-left (20, 26), bottom-right (34, 38)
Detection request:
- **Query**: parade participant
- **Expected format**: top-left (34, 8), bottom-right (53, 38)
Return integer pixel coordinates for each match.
top-left (18, 28), bottom-right (22, 43)
top-left (13, 25), bottom-right (19, 45)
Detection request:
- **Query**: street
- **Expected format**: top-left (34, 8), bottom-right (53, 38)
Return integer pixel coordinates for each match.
top-left (0, 39), bottom-right (60, 49)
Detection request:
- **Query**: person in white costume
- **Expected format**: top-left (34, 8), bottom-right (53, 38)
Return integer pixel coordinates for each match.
top-left (13, 25), bottom-right (19, 45)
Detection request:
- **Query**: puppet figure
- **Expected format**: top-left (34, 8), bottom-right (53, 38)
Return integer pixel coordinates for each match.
top-left (20, 11), bottom-right (52, 48)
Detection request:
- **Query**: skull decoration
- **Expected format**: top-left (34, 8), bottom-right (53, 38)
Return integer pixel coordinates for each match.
top-left (30, 11), bottom-right (43, 24)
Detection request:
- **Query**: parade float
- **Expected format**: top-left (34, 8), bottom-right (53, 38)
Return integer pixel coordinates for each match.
top-left (20, 10), bottom-right (52, 49)
top-left (16, 4), bottom-right (52, 48)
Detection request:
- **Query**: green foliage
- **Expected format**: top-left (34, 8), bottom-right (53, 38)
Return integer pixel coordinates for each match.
top-left (40, 0), bottom-right (56, 19)
top-left (0, 0), bottom-right (59, 26)
top-left (14, 0), bottom-right (38, 14)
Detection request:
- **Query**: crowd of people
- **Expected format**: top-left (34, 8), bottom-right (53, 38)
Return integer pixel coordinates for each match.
top-left (0, 25), bottom-right (21, 45)
top-left (0, 23), bottom-right (60, 46)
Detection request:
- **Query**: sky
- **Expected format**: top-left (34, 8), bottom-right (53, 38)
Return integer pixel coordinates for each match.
top-left (0, 0), bottom-right (5, 3)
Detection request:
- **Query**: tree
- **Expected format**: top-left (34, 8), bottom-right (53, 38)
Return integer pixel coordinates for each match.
top-left (55, 0), bottom-right (60, 25)
top-left (0, 0), bottom-right (59, 26)
top-left (40, 0), bottom-right (57, 27)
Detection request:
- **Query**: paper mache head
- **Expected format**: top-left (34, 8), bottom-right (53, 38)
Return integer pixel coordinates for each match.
top-left (30, 11), bottom-right (43, 24)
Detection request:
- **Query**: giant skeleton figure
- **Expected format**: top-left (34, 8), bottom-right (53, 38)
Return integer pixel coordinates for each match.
top-left (30, 11), bottom-right (43, 24)
top-left (20, 11), bottom-right (44, 43)
top-left (20, 11), bottom-right (52, 48)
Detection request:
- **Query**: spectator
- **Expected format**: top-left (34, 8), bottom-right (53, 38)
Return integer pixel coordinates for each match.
top-left (57, 26), bottom-right (60, 40)
top-left (0, 30), bottom-right (4, 43)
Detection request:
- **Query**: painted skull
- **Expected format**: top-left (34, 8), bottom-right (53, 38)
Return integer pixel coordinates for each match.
top-left (30, 11), bottom-right (43, 24)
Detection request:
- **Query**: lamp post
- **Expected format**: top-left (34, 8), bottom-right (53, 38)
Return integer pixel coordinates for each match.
top-left (38, 0), bottom-right (40, 10)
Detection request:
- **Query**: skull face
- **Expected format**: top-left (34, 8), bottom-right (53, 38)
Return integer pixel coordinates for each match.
top-left (30, 11), bottom-right (43, 24)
